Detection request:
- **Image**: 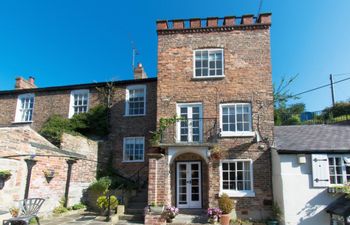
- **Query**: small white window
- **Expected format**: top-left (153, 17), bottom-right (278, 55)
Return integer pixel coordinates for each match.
top-left (69, 89), bottom-right (89, 118)
top-left (220, 103), bottom-right (254, 137)
top-left (220, 159), bottom-right (254, 197)
top-left (125, 85), bottom-right (146, 116)
top-left (15, 93), bottom-right (35, 122)
top-left (328, 155), bottom-right (350, 185)
top-left (194, 49), bottom-right (224, 78)
top-left (123, 137), bottom-right (145, 162)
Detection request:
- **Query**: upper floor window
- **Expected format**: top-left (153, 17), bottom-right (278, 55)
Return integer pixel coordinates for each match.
top-left (220, 159), bottom-right (254, 197)
top-left (123, 137), bottom-right (145, 162)
top-left (220, 103), bottom-right (253, 137)
top-left (69, 89), bottom-right (89, 118)
top-left (15, 93), bottom-right (35, 122)
top-left (125, 85), bottom-right (146, 116)
top-left (194, 49), bottom-right (224, 78)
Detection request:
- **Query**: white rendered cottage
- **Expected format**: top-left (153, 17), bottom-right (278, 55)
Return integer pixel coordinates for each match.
top-left (272, 125), bottom-right (350, 225)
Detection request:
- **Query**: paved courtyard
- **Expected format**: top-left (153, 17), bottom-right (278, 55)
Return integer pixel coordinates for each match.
top-left (41, 212), bottom-right (113, 225)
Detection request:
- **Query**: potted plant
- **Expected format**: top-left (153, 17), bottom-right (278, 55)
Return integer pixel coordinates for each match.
top-left (266, 203), bottom-right (282, 225)
top-left (207, 207), bottom-right (222, 224)
top-left (149, 202), bottom-right (164, 215)
top-left (164, 206), bottom-right (179, 223)
top-left (96, 195), bottom-right (118, 216)
top-left (0, 170), bottom-right (12, 189)
top-left (43, 169), bottom-right (55, 183)
top-left (218, 193), bottom-right (234, 225)
top-left (210, 146), bottom-right (225, 161)
top-left (9, 207), bottom-right (19, 218)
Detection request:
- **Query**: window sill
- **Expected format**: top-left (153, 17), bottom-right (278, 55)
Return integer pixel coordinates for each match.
top-left (123, 114), bottom-right (146, 117)
top-left (191, 75), bottom-right (225, 81)
top-left (219, 190), bottom-right (255, 197)
top-left (122, 160), bottom-right (145, 163)
top-left (220, 132), bottom-right (255, 138)
top-left (12, 121), bottom-right (33, 125)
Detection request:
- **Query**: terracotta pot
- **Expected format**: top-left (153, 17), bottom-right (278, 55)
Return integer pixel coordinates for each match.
top-left (220, 214), bottom-right (230, 225)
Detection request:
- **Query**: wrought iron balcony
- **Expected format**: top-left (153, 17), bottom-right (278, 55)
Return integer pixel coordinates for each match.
top-left (159, 118), bottom-right (219, 146)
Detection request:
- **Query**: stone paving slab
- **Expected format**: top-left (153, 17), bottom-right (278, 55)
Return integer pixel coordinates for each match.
top-left (41, 212), bottom-right (113, 225)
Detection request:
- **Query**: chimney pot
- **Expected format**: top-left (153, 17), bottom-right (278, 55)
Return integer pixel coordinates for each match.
top-left (207, 17), bottom-right (218, 27)
top-left (173, 19), bottom-right (184, 29)
top-left (28, 76), bottom-right (35, 85)
top-left (258, 13), bottom-right (272, 24)
top-left (241, 14), bottom-right (254, 25)
top-left (15, 76), bottom-right (37, 89)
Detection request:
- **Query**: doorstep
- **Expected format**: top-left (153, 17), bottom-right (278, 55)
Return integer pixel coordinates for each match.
top-left (170, 209), bottom-right (209, 225)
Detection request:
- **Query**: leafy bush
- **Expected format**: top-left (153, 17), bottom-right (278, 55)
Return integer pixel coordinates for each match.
top-left (0, 170), bottom-right (12, 178)
top-left (53, 197), bottom-right (69, 215)
top-left (88, 177), bottom-right (111, 194)
top-left (40, 105), bottom-right (108, 146)
top-left (96, 195), bottom-right (118, 210)
top-left (285, 115), bottom-right (301, 125)
top-left (323, 102), bottom-right (350, 119)
top-left (72, 203), bottom-right (86, 210)
top-left (218, 193), bottom-right (234, 214)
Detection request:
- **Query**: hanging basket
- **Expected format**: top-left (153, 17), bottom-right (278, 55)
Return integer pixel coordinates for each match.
top-left (43, 169), bottom-right (55, 183)
top-left (0, 170), bottom-right (12, 190)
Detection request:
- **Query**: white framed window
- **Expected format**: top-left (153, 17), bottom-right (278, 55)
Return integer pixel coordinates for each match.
top-left (125, 85), bottom-right (146, 116)
top-left (176, 103), bottom-right (203, 143)
top-left (15, 93), bottom-right (35, 122)
top-left (123, 137), bottom-right (145, 162)
top-left (194, 49), bottom-right (224, 78)
top-left (220, 103), bottom-right (254, 137)
top-left (69, 89), bottom-right (89, 118)
top-left (328, 155), bottom-right (350, 185)
top-left (219, 159), bottom-right (255, 197)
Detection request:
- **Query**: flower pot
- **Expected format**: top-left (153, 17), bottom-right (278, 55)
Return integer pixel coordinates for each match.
top-left (150, 206), bottom-right (164, 214)
top-left (220, 214), bottom-right (230, 225)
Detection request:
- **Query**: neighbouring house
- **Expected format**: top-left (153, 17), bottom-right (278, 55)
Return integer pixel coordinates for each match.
top-left (0, 13), bottom-right (274, 224)
top-left (273, 125), bottom-right (350, 225)
top-left (0, 126), bottom-right (98, 221)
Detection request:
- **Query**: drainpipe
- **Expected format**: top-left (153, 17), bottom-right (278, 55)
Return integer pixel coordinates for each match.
top-left (64, 159), bottom-right (77, 208)
top-left (24, 159), bottom-right (37, 199)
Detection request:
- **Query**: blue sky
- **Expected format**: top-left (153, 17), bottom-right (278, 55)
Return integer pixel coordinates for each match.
top-left (0, 0), bottom-right (349, 111)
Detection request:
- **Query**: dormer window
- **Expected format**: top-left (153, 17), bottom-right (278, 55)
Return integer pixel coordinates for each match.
top-left (194, 49), bottom-right (224, 78)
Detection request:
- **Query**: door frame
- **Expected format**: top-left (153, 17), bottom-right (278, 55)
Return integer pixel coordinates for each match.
top-left (175, 160), bottom-right (203, 208)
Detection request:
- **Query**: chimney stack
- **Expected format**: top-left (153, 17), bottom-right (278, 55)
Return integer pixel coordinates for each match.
top-left (15, 76), bottom-right (37, 89)
top-left (134, 63), bottom-right (147, 79)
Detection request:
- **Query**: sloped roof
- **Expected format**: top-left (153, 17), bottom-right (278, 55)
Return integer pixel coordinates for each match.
top-left (274, 124), bottom-right (350, 153)
top-left (0, 125), bottom-right (84, 159)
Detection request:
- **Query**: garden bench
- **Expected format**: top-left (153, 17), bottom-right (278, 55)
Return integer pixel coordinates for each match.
top-left (3, 198), bottom-right (45, 225)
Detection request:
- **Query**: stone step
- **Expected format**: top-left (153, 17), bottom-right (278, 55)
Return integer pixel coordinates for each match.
top-left (116, 220), bottom-right (144, 225)
top-left (118, 214), bottom-right (144, 222)
top-left (125, 208), bottom-right (145, 214)
top-left (127, 202), bottom-right (147, 209)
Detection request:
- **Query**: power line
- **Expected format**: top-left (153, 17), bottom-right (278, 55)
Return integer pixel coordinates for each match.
top-left (293, 76), bottom-right (350, 97)
top-left (333, 72), bottom-right (350, 77)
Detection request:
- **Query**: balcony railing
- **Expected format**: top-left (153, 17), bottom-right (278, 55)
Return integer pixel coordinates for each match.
top-left (159, 118), bottom-right (219, 145)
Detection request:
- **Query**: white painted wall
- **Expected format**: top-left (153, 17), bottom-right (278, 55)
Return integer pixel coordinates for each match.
top-left (272, 150), bottom-right (337, 225)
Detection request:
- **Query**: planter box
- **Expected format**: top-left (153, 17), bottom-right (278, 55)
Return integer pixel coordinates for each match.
top-left (328, 186), bottom-right (345, 194)
top-left (150, 206), bottom-right (164, 215)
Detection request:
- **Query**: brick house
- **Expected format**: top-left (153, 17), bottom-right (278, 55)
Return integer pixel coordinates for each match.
top-left (0, 13), bottom-right (273, 222)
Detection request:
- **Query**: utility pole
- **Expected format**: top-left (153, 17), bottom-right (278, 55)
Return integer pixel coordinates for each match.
top-left (330, 74), bottom-right (335, 106)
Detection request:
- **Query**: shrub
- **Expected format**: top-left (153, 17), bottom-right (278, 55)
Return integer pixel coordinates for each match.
top-left (39, 105), bottom-right (108, 147)
top-left (285, 115), bottom-right (301, 125)
top-left (323, 102), bottom-right (350, 119)
top-left (88, 177), bottom-right (111, 194)
top-left (53, 197), bottom-right (69, 215)
top-left (72, 203), bottom-right (86, 210)
top-left (96, 195), bottom-right (118, 210)
top-left (218, 193), bottom-right (234, 214)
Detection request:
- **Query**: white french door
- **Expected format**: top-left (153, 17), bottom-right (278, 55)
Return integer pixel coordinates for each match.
top-left (176, 103), bottom-right (203, 143)
top-left (176, 162), bottom-right (202, 208)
